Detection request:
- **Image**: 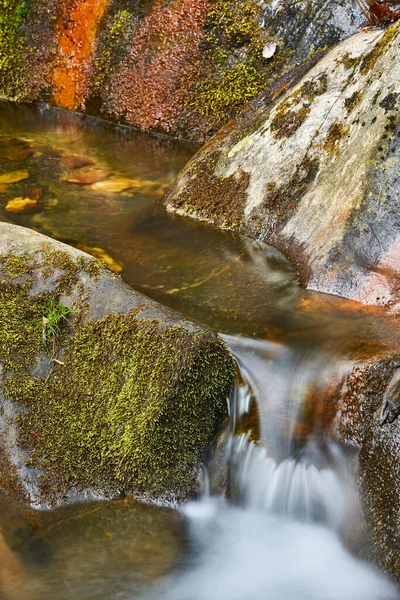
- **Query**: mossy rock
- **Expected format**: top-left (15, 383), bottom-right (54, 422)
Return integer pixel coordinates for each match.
top-left (165, 21), bottom-right (400, 307)
top-left (359, 409), bottom-right (400, 582)
top-left (0, 223), bottom-right (234, 507)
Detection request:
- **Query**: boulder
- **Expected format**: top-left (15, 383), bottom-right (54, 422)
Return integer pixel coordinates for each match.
top-left (263, 0), bottom-right (363, 64)
top-left (0, 0), bottom-right (363, 141)
top-left (330, 353), bottom-right (400, 581)
top-left (165, 21), bottom-right (400, 308)
top-left (0, 223), bottom-right (234, 507)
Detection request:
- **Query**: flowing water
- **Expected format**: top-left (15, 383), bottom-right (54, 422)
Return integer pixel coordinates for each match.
top-left (0, 101), bottom-right (399, 599)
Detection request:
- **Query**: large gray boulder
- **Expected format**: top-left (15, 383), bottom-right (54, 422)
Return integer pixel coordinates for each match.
top-left (263, 0), bottom-right (364, 64)
top-left (165, 21), bottom-right (400, 308)
top-left (0, 223), bottom-right (234, 507)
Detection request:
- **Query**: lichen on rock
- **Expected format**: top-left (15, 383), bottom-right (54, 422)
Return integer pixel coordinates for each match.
top-left (165, 20), bottom-right (400, 306)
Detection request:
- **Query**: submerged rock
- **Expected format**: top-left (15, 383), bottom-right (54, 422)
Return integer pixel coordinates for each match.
top-left (165, 21), bottom-right (400, 307)
top-left (0, 223), bottom-right (234, 508)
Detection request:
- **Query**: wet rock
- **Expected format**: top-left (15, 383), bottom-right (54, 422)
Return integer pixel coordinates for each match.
top-left (0, 0), bottom-right (364, 141)
top-left (359, 416), bottom-right (400, 581)
top-left (329, 353), bottom-right (400, 581)
top-left (90, 176), bottom-right (138, 194)
top-left (333, 355), bottom-right (399, 447)
top-left (0, 223), bottom-right (234, 508)
top-left (62, 167), bottom-right (110, 185)
top-left (60, 153), bottom-right (95, 170)
top-left (380, 369), bottom-right (400, 425)
top-left (165, 21), bottom-right (400, 307)
top-left (263, 0), bottom-right (364, 65)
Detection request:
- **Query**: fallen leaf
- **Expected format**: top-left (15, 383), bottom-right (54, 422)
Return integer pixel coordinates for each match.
top-left (262, 42), bottom-right (278, 59)
top-left (0, 170), bottom-right (30, 184)
top-left (5, 197), bottom-right (38, 213)
top-left (27, 188), bottom-right (43, 201)
top-left (0, 137), bottom-right (34, 162)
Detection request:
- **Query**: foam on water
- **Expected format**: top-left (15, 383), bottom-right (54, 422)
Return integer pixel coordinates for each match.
top-left (148, 500), bottom-right (397, 600)
top-left (145, 334), bottom-right (399, 600)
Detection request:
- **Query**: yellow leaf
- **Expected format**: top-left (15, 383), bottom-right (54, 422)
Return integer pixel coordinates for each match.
top-left (0, 170), bottom-right (30, 184)
top-left (5, 197), bottom-right (37, 213)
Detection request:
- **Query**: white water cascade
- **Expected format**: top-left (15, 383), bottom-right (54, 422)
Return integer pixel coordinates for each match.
top-left (147, 334), bottom-right (399, 600)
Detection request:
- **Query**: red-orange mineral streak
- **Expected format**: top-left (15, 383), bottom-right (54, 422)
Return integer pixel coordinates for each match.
top-left (106, 0), bottom-right (210, 134)
top-left (52, 0), bottom-right (109, 110)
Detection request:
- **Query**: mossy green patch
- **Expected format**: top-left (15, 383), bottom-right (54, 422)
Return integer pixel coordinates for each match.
top-left (359, 25), bottom-right (398, 76)
top-left (0, 280), bottom-right (47, 372)
top-left (0, 248), bottom-right (234, 503)
top-left (0, 0), bottom-right (29, 98)
top-left (184, 0), bottom-right (292, 138)
top-left (0, 246), bottom-right (103, 295)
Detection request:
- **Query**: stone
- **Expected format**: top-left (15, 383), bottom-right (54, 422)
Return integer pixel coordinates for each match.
top-left (0, 223), bottom-right (234, 508)
top-left (0, 0), bottom-right (364, 141)
top-left (165, 21), bottom-right (400, 309)
top-left (62, 167), bottom-right (110, 185)
top-left (263, 0), bottom-right (364, 65)
top-left (330, 353), bottom-right (400, 581)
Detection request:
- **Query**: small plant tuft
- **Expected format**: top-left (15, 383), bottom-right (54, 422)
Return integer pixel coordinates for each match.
top-left (42, 298), bottom-right (72, 343)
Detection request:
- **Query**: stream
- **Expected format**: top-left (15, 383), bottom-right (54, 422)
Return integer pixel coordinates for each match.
top-left (0, 101), bottom-right (399, 599)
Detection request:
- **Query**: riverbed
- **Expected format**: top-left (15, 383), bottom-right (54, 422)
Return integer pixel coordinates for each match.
top-left (0, 102), bottom-right (398, 600)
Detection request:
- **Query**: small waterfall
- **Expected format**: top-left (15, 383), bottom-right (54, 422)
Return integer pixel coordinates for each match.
top-left (229, 434), bottom-right (356, 533)
top-left (208, 334), bottom-right (358, 536)
top-left (147, 333), bottom-right (399, 600)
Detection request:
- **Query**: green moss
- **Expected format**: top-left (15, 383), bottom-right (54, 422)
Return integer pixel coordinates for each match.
top-left (0, 253), bottom-right (33, 279)
top-left (359, 25), bottom-right (398, 76)
top-left (1, 246), bottom-right (103, 294)
top-left (185, 0), bottom-right (292, 137)
top-left (270, 73), bottom-right (328, 139)
top-left (94, 9), bottom-right (136, 97)
top-left (0, 281), bottom-right (47, 372)
top-left (0, 249), bottom-right (234, 502)
top-left (0, 0), bottom-right (30, 98)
